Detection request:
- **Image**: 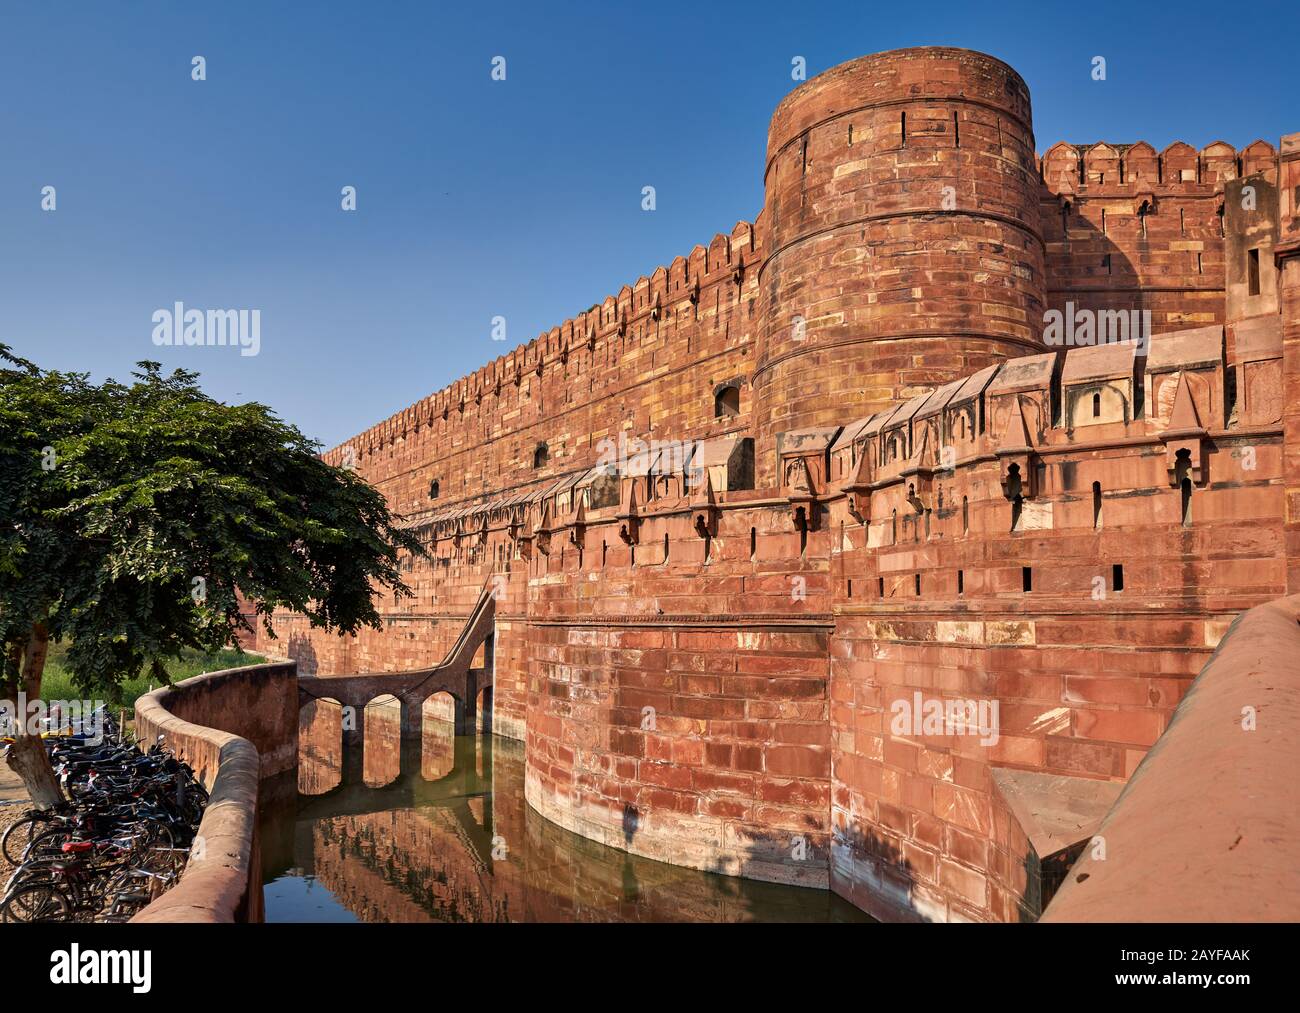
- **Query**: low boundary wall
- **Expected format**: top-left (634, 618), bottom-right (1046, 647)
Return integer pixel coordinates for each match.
top-left (1044, 595), bottom-right (1300, 921)
top-left (130, 661), bottom-right (298, 923)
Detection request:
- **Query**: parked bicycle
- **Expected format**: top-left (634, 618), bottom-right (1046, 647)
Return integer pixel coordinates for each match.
top-left (0, 726), bottom-right (206, 923)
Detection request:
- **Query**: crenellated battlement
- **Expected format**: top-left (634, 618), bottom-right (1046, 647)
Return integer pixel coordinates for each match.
top-left (321, 219), bottom-right (762, 468)
top-left (1039, 139), bottom-right (1279, 195)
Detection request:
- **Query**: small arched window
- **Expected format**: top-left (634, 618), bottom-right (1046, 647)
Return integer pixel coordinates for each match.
top-left (533, 442), bottom-right (549, 469)
top-left (429, 479), bottom-right (440, 500)
top-left (714, 384), bottom-right (741, 418)
top-left (1092, 392), bottom-right (1102, 418)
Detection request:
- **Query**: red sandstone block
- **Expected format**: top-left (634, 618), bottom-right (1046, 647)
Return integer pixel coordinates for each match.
top-left (1063, 675), bottom-right (1156, 708)
top-left (671, 738), bottom-right (706, 766)
top-left (680, 674), bottom-right (724, 695)
top-left (945, 826), bottom-right (990, 871)
top-left (704, 741), bottom-right (734, 767)
top-left (912, 814), bottom-right (944, 850)
top-left (651, 715), bottom-right (707, 736)
top-left (916, 747), bottom-right (954, 782)
top-left (902, 841), bottom-right (939, 884)
top-left (691, 768), bottom-right (757, 796)
top-left (952, 755), bottom-right (986, 791)
top-left (766, 745), bottom-right (830, 779)
top-left (758, 778), bottom-right (830, 808)
top-left (986, 734), bottom-right (1044, 768)
top-left (883, 737), bottom-right (919, 772)
top-left (731, 722), bottom-right (775, 743)
top-left (775, 721), bottom-right (831, 746)
top-left (1072, 707), bottom-right (1164, 747)
top-left (677, 630), bottom-right (740, 651)
top-left (735, 654), bottom-right (827, 677)
top-left (902, 774), bottom-right (934, 815)
top-left (879, 767), bottom-right (902, 805)
top-left (672, 695), bottom-right (747, 721)
top-left (702, 797), bottom-right (752, 820)
top-left (933, 783), bottom-right (990, 835)
top-left (939, 859), bottom-right (989, 908)
top-left (639, 762), bottom-right (694, 791)
top-left (643, 788), bottom-right (698, 815)
top-left (752, 805), bottom-right (824, 834)
top-left (1044, 736), bottom-right (1122, 777)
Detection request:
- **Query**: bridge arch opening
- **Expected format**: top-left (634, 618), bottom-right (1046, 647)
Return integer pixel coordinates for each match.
top-left (421, 691), bottom-right (459, 779)
top-left (363, 694), bottom-right (403, 788)
top-left (299, 696), bottom-right (344, 795)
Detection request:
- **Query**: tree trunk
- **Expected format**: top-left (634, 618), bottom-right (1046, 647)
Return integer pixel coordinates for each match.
top-left (2, 621), bottom-right (64, 808)
top-left (5, 733), bottom-right (64, 808)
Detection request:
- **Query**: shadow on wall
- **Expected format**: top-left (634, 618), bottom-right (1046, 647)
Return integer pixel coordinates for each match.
top-left (286, 631), bottom-right (319, 676)
top-left (833, 823), bottom-right (922, 922)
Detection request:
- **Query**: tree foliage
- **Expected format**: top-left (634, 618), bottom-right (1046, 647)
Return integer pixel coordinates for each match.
top-left (0, 344), bottom-right (424, 700)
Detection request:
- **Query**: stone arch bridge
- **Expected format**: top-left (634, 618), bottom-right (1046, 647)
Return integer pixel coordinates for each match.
top-left (297, 587), bottom-right (496, 740)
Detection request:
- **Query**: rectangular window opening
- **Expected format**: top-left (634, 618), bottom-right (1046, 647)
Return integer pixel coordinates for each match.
top-left (1022, 566), bottom-right (1033, 593)
top-left (1112, 563), bottom-right (1125, 593)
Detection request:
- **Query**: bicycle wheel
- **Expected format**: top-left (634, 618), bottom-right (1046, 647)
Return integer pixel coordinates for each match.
top-left (1, 817), bottom-right (46, 866)
top-left (1, 882), bottom-right (71, 923)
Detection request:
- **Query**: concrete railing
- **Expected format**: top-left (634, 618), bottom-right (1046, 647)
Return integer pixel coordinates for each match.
top-left (1044, 595), bottom-right (1300, 922)
top-left (130, 660), bottom-right (298, 923)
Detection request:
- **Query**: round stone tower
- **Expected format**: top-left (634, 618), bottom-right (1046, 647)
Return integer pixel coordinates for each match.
top-left (753, 47), bottom-right (1046, 484)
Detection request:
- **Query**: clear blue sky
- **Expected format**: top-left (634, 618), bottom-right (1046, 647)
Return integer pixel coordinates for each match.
top-left (2, 0), bottom-right (1295, 449)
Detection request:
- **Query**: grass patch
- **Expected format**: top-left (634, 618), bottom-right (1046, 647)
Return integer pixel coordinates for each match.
top-left (38, 643), bottom-right (263, 711)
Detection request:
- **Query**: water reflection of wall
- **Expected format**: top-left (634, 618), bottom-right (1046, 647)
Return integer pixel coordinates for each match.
top-left (299, 699), bottom-right (342, 795)
top-left (363, 697), bottom-right (402, 787)
top-left (299, 695), bottom-right (416, 791)
top-left (295, 731), bottom-right (864, 923)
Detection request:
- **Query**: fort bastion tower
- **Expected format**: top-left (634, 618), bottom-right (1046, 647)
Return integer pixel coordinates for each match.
top-left (252, 47), bottom-right (1300, 923)
top-left (755, 49), bottom-right (1046, 482)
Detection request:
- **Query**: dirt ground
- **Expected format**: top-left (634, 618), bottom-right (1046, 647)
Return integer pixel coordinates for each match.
top-left (0, 763), bottom-right (26, 804)
top-left (0, 764), bottom-right (31, 881)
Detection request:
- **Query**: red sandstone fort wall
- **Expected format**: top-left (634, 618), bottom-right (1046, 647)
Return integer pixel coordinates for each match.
top-left (249, 47), bottom-right (1297, 922)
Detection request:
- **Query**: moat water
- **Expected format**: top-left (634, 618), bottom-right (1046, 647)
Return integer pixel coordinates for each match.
top-left (259, 704), bottom-right (868, 923)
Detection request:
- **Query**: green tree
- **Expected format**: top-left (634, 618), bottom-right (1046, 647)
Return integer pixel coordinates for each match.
top-left (0, 346), bottom-right (423, 804)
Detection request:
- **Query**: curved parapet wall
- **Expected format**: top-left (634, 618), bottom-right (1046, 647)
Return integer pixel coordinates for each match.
top-left (754, 47), bottom-right (1046, 479)
top-left (1043, 595), bottom-right (1300, 922)
top-left (130, 661), bottom-right (298, 923)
